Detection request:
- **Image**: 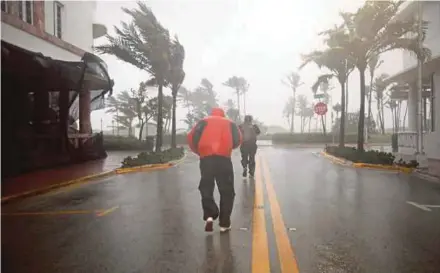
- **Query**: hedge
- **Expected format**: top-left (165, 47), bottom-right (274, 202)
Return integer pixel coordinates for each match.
top-left (271, 133), bottom-right (359, 144)
top-left (121, 147), bottom-right (185, 168)
top-left (103, 135), bottom-right (153, 151)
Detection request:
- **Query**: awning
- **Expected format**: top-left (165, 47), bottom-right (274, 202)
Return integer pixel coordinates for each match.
top-left (1, 40), bottom-right (114, 119)
top-left (384, 55), bottom-right (440, 85)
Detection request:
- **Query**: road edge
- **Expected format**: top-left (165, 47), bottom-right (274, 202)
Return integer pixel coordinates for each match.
top-left (1, 170), bottom-right (115, 205)
top-left (320, 151), bottom-right (414, 173)
top-left (114, 152), bottom-right (187, 174)
top-left (1, 153), bottom-right (187, 204)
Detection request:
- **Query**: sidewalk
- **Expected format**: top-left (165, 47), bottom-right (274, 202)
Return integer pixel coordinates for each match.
top-left (1, 151), bottom-right (148, 202)
top-left (1, 159), bottom-right (110, 200)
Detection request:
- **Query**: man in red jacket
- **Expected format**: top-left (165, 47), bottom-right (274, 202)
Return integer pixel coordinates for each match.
top-left (187, 107), bottom-right (242, 232)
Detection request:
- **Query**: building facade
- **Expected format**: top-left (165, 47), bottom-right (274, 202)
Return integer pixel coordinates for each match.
top-left (386, 1), bottom-right (440, 177)
top-left (1, 1), bottom-right (105, 60)
top-left (1, 1), bottom-right (112, 177)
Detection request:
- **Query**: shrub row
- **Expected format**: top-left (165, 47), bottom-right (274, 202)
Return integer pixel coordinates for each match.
top-left (103, 135), bottom-right (153, 151)
top-left (272, 133), bottom-right (359, 144)
top-left (121, 147), bottom-right (185, 168)
top-left (325, 146), bottom-right (418, 167)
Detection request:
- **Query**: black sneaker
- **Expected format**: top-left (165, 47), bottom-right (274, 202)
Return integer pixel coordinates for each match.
top-left (242, 168), bottom-right (247, 178)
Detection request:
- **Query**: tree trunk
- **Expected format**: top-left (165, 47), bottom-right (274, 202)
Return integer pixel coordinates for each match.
top-left (139, 120), bottom-right (145, 140)
top-left (291, 88), bottom-right (296, 133)
top-left (156, 83), bottom-right (164, 152)
top-left (171, 94), bottom-right (177, 148)
top-left (308, 117), bottom-right (312, 133)
top-left (367, 71), bottom-right (374, 140)
top-left (339, 80), bottom-right (346, 147)
top-left (402, 101), bottom-right (408, 131)
top-left (380, 99), bottom-right (385, 134)
top-left (236, 88), bottom-right (241, 121)
top-left (357, 67), bottom-right (366, 151)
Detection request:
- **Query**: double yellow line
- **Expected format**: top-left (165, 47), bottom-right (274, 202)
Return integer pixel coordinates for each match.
top-left (252, 154), bottom-right (300, 273)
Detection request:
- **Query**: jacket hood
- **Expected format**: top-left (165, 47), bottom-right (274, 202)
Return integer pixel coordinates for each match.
top-left (210, 107), bottom-right (225, 117)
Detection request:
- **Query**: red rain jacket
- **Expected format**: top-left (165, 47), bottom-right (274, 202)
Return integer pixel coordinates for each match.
top-left (187, 108), bottom-right (242, 158)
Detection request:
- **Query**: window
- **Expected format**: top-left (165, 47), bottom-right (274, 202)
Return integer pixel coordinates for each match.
top-left (18, 1), bottom-right (33, 24)
top-left (54, 2), bottom-right (63, 39)
top-left (1, 1), bottom-right (8, 13)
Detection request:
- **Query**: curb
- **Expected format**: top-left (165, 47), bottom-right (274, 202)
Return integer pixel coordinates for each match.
top-left (1, 170), bottom-right (115, 205)
top-left (1, 153), bottom-right (188, 204)
top-left (114, 153), bottom-right (187, 175)
top-left (320, 151), bottom-right (414, 173)
top-left (320, 151), bottom-right (352, 166)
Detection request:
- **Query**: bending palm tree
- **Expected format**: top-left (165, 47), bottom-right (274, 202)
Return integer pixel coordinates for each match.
top-left (336, 0), bottom-right (430, 150)
top-left (300, 28), bottom-right (354, 147)
top-left (167, 37), bottom-right (185, 148)
top-left (95, 2), bottom-right (171, 152)
top-left (281, 72), bottom-right (303, 133)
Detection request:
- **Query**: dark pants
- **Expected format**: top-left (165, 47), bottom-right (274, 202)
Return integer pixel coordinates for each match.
top-left (240, 142), bottom-right (257, 174)
top-left (199, 156), bottom-right (235, 227)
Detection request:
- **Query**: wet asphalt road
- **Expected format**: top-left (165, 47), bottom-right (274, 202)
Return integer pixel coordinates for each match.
top-left (2, 147), bottom-right (440, 273)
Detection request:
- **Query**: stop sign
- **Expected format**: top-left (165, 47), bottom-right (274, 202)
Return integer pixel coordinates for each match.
top-left (314, 102), bottom-right (328, 115)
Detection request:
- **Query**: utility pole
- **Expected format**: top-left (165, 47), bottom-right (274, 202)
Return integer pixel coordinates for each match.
top-left (416, 0), bottom-right (424, 154)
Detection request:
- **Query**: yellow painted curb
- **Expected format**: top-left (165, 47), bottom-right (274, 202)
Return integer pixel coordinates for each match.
top-left (320, 151), bottom-right (352, 166)
top-left (320, 151), bottom-right (414, 173)
top-left (115, 153), bottom-right (187, 175)
top-left (352, 163), bottom-right (414, 173)
top-left (1, 170), bottom-right (115, 205)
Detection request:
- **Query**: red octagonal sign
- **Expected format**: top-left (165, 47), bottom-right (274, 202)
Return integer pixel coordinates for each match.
top-left (314, 102), bottom-right (328, 116)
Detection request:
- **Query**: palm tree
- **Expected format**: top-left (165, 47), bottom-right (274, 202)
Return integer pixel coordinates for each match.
top-left (281, 72), bottom-right (303, 133)
top-left (224, 99), bottom-right (239, 122)
top-left (333, 103), bottom-right (342, 122)
top-left (373, 73), bottom-right (391, 134)
top-left (167, 37), bottom-right (185, 148)
top-left (95, 2), bottom-right (172, 152)
top-left (223, 76), bottom-right (247, 120)
top-left (283, 97), bottom-right (295, 132)
top-left (301, 26), bottom-right (354, 147)
top-left (178, 86), bottom-right (192, 114)
top-left (105, 91), bottom-right (137, 137)
top-left (296, 94), bottom-right (309, 133)
top-left (366, 54), bottom-right (383, 139)
top-left (336, 0), bottom-right (430, 150)
top-left (242, 82), bottom-right (250, 116)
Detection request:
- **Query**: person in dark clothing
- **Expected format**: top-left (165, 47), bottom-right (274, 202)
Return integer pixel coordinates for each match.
top-left (239, 115), bottom-right (261, 178)
top-left (187, 107), bottom-right (242, 233)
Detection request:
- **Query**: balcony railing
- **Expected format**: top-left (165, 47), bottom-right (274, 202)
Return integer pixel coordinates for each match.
top-left (397, 131), bottom-right (428, 154)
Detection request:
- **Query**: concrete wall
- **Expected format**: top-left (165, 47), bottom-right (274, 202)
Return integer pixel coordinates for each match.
top-left (425, 72), bottom-right (440, 160)
top-left (1, 1), bottom-right (96, 60)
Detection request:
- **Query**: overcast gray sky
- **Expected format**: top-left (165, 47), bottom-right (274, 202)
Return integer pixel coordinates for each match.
top-left (91, 0), bottom-right (403, 132)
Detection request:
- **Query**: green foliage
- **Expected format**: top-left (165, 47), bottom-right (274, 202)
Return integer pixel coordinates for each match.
top-left (325, 146), bottom-right (395, 165)
top-left (121, 147), bottom-right (184, 168)
top-left (325, 145), bottom-right (419, 167)
top-left (332, 112), bottom-right (377, 134)
top-left (272, 133), bottom-right (359, 144)
top-left (103, 135), bottom-right (153, 151)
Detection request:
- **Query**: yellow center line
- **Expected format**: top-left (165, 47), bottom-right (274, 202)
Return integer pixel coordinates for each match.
top-left (252, 157), bottom-right (271, 273)
top-left (261, 154), bottom-right (300, 273)
top-left (96, 205), bottom-right (119, 217)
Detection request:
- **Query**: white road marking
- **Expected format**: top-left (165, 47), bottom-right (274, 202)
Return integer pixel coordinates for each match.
top-left (406, 201), bottom-right (440, 212)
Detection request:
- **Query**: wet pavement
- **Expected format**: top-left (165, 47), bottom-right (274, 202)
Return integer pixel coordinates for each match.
top-left (2, 147), bottom-right (440, 273)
